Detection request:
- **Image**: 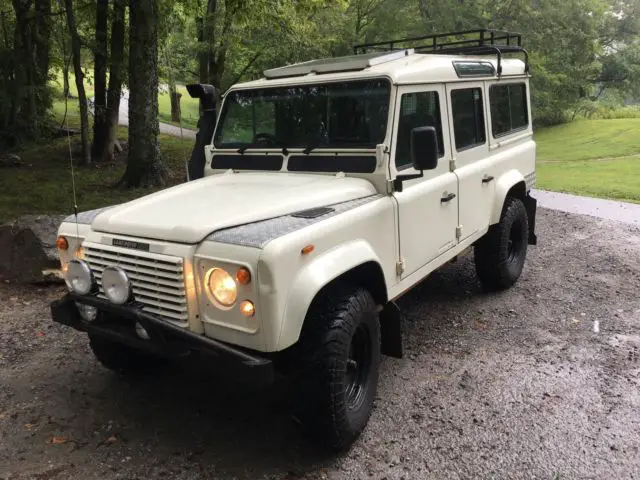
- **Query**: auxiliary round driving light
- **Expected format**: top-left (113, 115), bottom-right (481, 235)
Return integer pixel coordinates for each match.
top-left (102, 266), bottom-right (132, 305)
top-left (76, 302), bottom-right (98, 322)
top-left (65, 259), bottom-right (94, 295)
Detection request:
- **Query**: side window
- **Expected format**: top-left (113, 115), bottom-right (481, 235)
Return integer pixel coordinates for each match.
top-left (395, 91), bottom-right (444, 170)
top-left (490, 83), bottom-right (528, 137)
top-left (451, 88), bottom-right (486, 151)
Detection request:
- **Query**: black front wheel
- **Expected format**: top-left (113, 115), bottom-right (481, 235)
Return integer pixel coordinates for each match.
top-left (295, 287), bottom-right (381, 451)
top-left (474, 197), bottom-right (529, 291)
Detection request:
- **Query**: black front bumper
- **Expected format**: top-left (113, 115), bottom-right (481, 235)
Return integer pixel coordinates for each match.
top-left (51, 293), bottom-right (274, 385)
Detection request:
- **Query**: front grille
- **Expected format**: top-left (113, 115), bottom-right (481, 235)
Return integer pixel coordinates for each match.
top-left (84, 243), bottom-right (188, 322)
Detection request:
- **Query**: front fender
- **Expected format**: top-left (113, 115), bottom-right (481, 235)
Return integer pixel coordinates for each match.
top-left (489, 169), bottom-right (526, 225)
top-left (277, 239), bottom-right (382, 350)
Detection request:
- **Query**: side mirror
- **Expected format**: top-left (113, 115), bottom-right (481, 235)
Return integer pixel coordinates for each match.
top-left (393, 126), bottom-right (439, 193)
top-left (410, 126), bottom-right (439, 171)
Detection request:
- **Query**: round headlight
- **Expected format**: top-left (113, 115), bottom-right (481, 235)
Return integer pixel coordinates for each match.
top-left (65, 259), bottom-right (94, 295)
top-left (206, 268), bottom-right (237, 307)
top-left (102, 266), bottom-right (132, 305)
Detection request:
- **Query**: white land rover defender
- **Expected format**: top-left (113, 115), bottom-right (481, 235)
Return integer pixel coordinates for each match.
top-left (52, 30), bottom-right (537, 450)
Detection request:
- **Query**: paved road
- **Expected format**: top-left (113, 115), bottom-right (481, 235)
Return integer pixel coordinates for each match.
top-left (533, 189), bottom-right (640, 226)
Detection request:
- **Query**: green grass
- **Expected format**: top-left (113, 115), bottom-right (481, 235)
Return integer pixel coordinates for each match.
top-left (535, 119), bottom-right (640, 163)
top-left (0, 132), bottom-right (193, 223)
top-left (535, 118), bottom-right (640, 204)
top-left (48, 71), bottom-right (198, 130)
top-left (537, 155), bottom-right (640, 204)
top-left (158, 85), bottom-right (200, 130)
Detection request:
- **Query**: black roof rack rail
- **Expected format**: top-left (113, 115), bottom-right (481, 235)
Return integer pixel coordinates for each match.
top-left (353, 29), bottom-right (529, 76)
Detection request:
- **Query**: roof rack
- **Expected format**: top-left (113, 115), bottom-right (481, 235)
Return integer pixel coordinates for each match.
top-left (353, 29), bottom-right (529, 76)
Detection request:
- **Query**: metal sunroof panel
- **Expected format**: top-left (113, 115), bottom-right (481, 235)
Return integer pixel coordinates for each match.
top-left (264, 50), bottom-right (413, 79)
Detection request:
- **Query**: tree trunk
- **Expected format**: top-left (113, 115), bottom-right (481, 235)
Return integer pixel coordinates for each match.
top-left (197, 17), bottom-right (209, 83)
top-left (198, 0), bottom-right (217, 84)
top-left (103, 0), bottom-right (125, 163)
top-left (169, 85), bottom-right (181, 122)
top-left (121, 0), bottom-right (166, 187)
top-left (34, 0), bottom-right (51, 86)
top-left (62, 57), bottom-right (71, 98)
top-left (64, 0), bottom-right (90, 165)
top-left (91, 0), bottom-right (109, 159)
top-left (11, 1), bottom-right (37, 130)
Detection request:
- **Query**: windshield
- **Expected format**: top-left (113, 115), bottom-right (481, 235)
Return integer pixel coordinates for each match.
top-left (214, 79), bottom-right (391, 150)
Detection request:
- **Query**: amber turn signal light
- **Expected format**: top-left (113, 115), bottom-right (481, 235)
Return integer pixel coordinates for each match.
top-left (301, 245), bottom-right (315, 255)
top-left (240, 300), bottom-right (255, 317)
top-left (56, 236), bottom-right (69, 251)
top-left (236, 267), bottom-right (251, 285)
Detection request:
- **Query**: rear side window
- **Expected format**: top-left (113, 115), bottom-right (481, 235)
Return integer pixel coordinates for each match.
top-left (490, 83), bottom-right (528, 137)
top-left (451, 88), bottom-right (486, 151)
top-left (395, 91), bottom-right (444, 170)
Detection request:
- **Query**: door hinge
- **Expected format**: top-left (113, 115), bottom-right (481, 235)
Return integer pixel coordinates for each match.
top-left (456, 225), bottom-right (463, 240)
top-left (396, 259), bottom-right (405, 276)
top-left (449, 159), bottom-right (457, 172)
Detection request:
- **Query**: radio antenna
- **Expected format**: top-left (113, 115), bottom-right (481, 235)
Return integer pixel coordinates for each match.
top-left (65, 101), bottom-right (80, 240)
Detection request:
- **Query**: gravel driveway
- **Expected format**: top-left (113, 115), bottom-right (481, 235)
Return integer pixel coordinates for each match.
top-left (1, 208), bottom-right (639, 480)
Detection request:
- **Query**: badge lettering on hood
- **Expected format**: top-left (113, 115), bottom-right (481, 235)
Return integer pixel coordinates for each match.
top-left (112, 238), bottom-right (150, 252)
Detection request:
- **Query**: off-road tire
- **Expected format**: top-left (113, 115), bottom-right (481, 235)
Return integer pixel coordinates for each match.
top-left (474, 196), bottom-right (529, 291)
top-left (295, 286), bottom-right (381, 451)
top-left (88, 335), bottom-right (167, 374)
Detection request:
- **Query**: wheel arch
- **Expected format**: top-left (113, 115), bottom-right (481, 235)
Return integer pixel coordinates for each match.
top-left (277, 240), bottom-right (389, 351)
top-left (490, 170), bottom-right (527, 225)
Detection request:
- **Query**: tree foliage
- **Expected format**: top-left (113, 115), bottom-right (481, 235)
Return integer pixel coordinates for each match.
top-left (1, 0), bottom-right (640, 169)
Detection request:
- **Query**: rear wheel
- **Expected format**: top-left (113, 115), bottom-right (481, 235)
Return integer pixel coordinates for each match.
top-left (89, 335), bottom-right (167, 374)
top-left (295, 286), bottom-right (381, 451)
top-left (474, 196), bottom-right (529, 291)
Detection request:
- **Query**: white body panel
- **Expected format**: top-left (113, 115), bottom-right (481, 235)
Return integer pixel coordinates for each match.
top-left (91, 172), bottom-right (376, 243)
top-left (57, 50), bottom-right (536, 354)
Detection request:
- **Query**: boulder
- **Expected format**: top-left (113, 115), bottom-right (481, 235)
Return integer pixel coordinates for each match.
top-left (0, 215), bottom-right (66, 283)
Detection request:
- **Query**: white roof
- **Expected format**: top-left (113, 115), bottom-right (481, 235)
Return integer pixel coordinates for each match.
top-left (231, 50), bottom-right (527, 91)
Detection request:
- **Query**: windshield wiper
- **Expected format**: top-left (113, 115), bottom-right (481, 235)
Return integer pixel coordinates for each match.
top-left (302, 133), bottom-right (331, 155)
top-left (237, 132), bottom-right (288, 155)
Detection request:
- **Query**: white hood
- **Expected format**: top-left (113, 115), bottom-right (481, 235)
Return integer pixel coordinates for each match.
top-left (91, 172), bottom-right (377, 244)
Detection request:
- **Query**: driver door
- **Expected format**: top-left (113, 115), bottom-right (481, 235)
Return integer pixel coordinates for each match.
top-left (392, 85), bottom-right (459, 279)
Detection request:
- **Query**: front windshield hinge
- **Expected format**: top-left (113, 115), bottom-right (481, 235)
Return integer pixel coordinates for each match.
top-left (386, 179), bottom-right (396, 194)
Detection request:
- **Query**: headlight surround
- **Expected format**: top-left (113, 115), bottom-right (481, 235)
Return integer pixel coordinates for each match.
top-left (65, 259), bottom-right (94, 295)
top-left (102, 266), bottom-right (132, 305)
top-left (206, 268), bottom-right (237, 307)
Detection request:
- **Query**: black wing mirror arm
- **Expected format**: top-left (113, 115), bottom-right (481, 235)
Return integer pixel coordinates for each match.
top-left (393, 171), bottom-right (423, 193)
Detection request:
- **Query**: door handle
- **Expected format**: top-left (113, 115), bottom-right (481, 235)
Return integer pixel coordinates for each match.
top-left (482, 175), bottom-right (495, 184)
top-left (441, 192), bottom-right (456, 203)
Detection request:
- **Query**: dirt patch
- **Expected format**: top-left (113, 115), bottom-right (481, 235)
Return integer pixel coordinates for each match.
top-left (1, 208), bottom-right (639, 479)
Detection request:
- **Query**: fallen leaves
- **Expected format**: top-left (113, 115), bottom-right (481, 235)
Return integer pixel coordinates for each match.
top-left (50, 436), bottom-right (67, 445)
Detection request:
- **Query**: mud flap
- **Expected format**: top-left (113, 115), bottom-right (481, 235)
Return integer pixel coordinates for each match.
top-left (524, 194), bottom-right (538, 245)
top-left (380, 301), bottom-right (402, 359)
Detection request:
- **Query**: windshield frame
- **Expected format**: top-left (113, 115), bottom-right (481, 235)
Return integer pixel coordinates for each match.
top-left (212, 76), bottom-right (393, 151)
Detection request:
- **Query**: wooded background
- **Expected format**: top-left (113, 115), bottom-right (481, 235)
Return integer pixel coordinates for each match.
top-left (1, 0), bottom-right (639, 187)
